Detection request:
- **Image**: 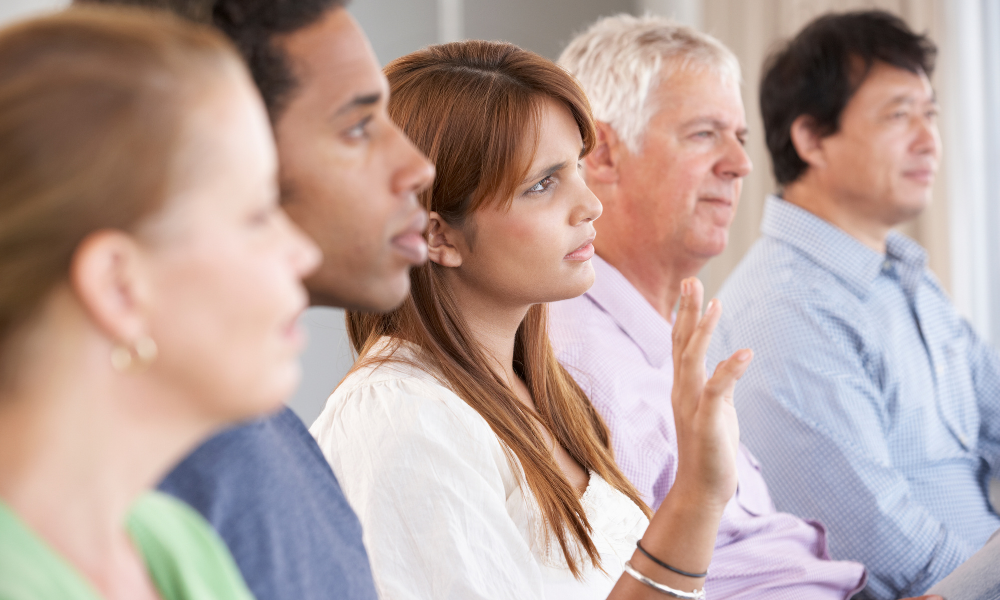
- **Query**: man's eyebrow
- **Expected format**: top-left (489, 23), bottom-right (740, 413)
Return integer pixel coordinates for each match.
top-left (681, 117), bottom-right (732, 130)
top-left (680, 117), bottom-right (748, 137)
top-left (333, 92), bottom-right (381, 117)
top-left (886, 94), bottom-right (917, 106)
top-left (885, 91), bottom-right (937, 108)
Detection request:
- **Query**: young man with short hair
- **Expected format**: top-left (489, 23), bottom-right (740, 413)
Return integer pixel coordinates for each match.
top-left (78, 1), bottom-right (434, 599)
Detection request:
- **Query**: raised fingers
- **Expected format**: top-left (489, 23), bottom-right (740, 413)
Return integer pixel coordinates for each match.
top-left (672, 278), bottom-right (704, 376)
top-left (673, 297), bottom-right (721, 410)
top-left (704, 349), bottom-right (754, 407)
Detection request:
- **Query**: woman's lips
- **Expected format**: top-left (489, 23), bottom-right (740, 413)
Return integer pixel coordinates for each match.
top-left (391, 231), bottom-right (428, 264)
top-left (565, 241), bottom-right (595, 261)
top-left (282, 308), bottom-right (308, 351)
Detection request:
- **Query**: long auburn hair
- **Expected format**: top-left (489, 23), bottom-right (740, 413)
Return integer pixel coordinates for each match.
top-left (346, 40), bottom-right (651, 577)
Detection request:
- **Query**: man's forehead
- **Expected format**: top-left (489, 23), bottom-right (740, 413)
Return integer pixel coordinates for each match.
top-left (279, 8), bottom-right (386, 108)
top-left (856, 63), bottom-right (935, 105)
top-left (652, 71), bottom-right (745, 127)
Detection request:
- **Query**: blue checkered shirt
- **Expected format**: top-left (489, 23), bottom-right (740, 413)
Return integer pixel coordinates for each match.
top-left (708, 196), bottom-right (1000, 600)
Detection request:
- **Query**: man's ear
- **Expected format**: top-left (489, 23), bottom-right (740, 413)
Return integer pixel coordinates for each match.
top-left (69, 230), bottom-right (151, 345)
top-left (789, 115), bottom-right (828, 170)
top-left (426, 212), bottom-right (464, 268)
top-left (583, 121), bottom-right (622, 185)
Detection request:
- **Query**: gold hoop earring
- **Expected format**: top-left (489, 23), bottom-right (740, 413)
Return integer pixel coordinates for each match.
top-left (110, 335), bottom-right (158, 373)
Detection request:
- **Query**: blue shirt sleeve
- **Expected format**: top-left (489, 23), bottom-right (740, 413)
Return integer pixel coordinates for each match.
top-left (965, 321), bottom-right (1000, 478)
top-left (721, 298), bottom-right (973, 600)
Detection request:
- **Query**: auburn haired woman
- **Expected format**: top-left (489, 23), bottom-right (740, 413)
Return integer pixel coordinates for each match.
top-left (311, 41), bottom-right (751, 600)
top-left (0, 7), bottom-right (318, 599)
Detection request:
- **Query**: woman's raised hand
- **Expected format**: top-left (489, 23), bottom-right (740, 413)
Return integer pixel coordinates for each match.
top-left (670, 278), bottom-right (753, 511)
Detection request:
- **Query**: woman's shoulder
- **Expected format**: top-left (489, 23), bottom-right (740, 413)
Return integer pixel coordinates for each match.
top-left (313, 338), bottom-right (503, 458)
top-left (325, 338), bottom-right (478, 420)
top-left (336, 337), bottom-right (448, 392)
top-left (128, 492), bottom-right (254, 600)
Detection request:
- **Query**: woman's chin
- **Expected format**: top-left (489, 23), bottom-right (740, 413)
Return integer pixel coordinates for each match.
top-left (537, 271), bottom-right (596, 304)
top-left (229, 367), bottom-right (300, 422)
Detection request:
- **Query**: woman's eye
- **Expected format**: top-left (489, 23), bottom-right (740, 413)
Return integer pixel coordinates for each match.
top-left (526, 175), bottom-right (555, 194)
top-left (345, 115), bottom-right (373, 140)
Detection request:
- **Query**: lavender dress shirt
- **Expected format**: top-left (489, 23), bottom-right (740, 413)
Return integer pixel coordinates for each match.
top-left (549, 255), bottom-right (867, 600)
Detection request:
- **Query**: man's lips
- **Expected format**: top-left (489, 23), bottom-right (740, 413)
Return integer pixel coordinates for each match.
top-left (698, 196), bottom-right (734, 207)
top-left (391, 231), bottom-right (428, 264)
top-left (565, 238), bottom-right (595, 261)
top-left (391, 211), bottom-right (430, 265)
top-left (903, 168), bottom-right (935, 185)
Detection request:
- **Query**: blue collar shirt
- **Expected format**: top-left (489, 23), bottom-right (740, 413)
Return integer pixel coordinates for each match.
top-left (708, 196), bottom-right (1000, 599)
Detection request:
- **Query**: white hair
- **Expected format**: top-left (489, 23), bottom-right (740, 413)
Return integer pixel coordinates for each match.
top-left (558, 13), bottom-right (741, 153)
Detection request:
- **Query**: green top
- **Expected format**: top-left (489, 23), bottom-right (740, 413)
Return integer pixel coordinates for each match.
top-left (0, 491), bottom-right (255, 600)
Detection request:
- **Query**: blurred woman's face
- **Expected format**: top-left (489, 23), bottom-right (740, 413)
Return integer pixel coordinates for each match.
top-left (452, 98), bottom-right (602, 307)
top-left (139, 73), bottom-right (320, 423)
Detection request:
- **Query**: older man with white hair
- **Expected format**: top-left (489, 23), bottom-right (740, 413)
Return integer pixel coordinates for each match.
top-left (549, 15), bottom-right (868, 599)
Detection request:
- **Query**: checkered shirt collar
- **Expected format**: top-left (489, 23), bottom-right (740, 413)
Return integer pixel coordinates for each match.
top-left (761, 195), bottom-right (928, 299)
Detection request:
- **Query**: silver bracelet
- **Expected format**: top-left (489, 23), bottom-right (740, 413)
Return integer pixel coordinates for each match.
top-left (622, 561), bottom-right (706, 600)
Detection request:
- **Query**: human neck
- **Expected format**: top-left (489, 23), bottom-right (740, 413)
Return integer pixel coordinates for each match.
top-left (595, 237), bottom-right (704, 323)
top-left (442, 274), bottom-right (529, 390)
top-left (783, 179), bottom-right (890, 254)
top-left (0, 300), bottom-right (210, 596)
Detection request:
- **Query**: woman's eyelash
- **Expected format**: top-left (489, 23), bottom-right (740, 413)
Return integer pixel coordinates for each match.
top-left (346, 115), bottom-right (374, 138)
top-left (527, 175), bottom-right (554, 194)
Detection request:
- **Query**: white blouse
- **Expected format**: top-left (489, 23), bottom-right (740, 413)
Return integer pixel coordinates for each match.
top-left (310, 342), bottom-right (649, 600)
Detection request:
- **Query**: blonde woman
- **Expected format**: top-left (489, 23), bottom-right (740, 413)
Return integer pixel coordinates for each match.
top-left (0, 7), bottom-right (318, 599)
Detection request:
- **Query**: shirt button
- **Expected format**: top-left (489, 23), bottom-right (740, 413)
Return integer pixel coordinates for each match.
top-left (882, 260), bottom-right (893, 271)
top-left (935, 365), bottom-right (944, 377)
top-left (959, 433), bottom-right (969, 446)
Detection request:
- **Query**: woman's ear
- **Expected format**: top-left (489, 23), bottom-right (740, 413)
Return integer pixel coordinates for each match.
top-left (69, 230), bottom-right (152, 345)
top-left (789, 115), bottom-right (828, 170)
top-left (583, 121), bottom-right (621, 185)
top-left (426, 212), bottom-right (464, 268)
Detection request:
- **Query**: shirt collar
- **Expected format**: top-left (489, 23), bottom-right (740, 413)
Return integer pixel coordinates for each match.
top-left (583, 255), bottom-right (673, 368)
top-left (761, 195), bottom-right (927, 299)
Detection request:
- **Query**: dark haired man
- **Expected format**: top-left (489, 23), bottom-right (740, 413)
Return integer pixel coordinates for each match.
top-left (76, 0), bottom-right (434, 599)
top-left (708, 10), bottom-right (1000, 600)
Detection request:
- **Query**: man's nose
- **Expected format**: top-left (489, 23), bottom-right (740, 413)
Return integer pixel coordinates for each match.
top-left (718, 135), bottom-right (752, 180)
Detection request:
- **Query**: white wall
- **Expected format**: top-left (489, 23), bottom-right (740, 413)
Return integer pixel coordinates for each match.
top-left (0, 0), bottom-right (66, 22)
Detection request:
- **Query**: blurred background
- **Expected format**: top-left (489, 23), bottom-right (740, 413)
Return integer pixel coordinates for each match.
top-left (4, 0), bottom-right (999, 426)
